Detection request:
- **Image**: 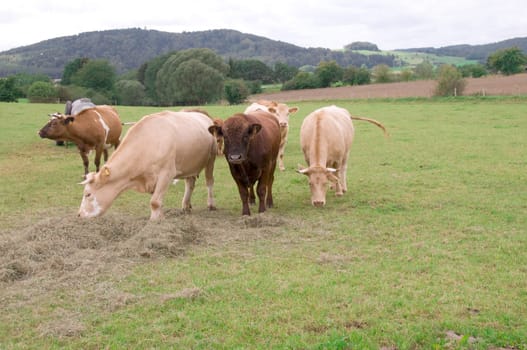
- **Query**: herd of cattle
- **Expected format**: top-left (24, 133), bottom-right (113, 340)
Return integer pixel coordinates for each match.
top-left (38, 99), bottom-right (387, 219)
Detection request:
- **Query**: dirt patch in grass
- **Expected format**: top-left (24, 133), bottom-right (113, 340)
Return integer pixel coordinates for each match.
top-left (0, 209), bottom-right (292, 324)
top-left (252, 73), bottom-right (527, 101)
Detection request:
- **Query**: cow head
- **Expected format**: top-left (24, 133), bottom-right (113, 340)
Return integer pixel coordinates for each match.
top-left (253, 100), bottom-right (299, 129)
top-left (38, 114), bottom-right (75, 140)
top-left (209, 114), bottom-right (261, 164)
top-left (78, 166), bottom-right (117, 218)
top-left (297, 165), bottom-right (339, 207)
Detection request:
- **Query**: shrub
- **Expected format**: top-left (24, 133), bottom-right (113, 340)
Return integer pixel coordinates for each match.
top-left (27, 81), bottom-right (57, 103)
top-left (434, 65), bottom-right (466, 97)
top-left (224, 79), bottom-right (249, 105)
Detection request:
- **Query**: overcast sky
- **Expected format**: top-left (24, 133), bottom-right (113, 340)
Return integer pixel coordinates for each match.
top-left (1, 0), bottom-right (526, 52)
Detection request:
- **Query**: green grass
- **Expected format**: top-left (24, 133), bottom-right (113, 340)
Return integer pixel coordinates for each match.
top-left (1, 97), bottom-right (526, 349)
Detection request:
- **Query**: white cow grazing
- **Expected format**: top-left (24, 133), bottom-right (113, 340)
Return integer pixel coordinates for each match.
top-left (298, 105), bottom-right (387, 207)
top-left (78, 110), bottom-right (218, 220)
top-left (244, 100), bottom-right (298, 171)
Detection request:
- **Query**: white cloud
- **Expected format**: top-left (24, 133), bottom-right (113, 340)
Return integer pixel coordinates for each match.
top-left (0, 0), bottom-right (525, 52)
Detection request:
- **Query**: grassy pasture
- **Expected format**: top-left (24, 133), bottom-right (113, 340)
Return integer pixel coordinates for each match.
top-left (0, 98), bottom-right (526, 349)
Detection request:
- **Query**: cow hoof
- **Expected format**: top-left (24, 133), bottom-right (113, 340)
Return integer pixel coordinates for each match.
top-left (208, 205), bottom-right (217, 211)
top-left (336, 192), bottom-right (344, 197)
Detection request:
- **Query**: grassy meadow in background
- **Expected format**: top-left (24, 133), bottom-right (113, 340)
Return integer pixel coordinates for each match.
top-left (0, 97), bottom-right (526, 349)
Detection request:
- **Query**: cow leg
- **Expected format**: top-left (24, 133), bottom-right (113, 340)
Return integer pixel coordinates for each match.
top-left (149, 173), bottom-right (172, 220)
top-left (181, 176), bottom-right (196, 212)
top-left (249, 186), bottom-right (256, 204)
top-left (235, 181), bottom-right (251, 216)
top-left (94, 145), bottom-right (103, 172)
top-left (103, 148), bottom-right (109, 162)
top-left (204, 158), bottom-right (216, 210)
top-left (278, 152), bottom-right (285, 171)
top-left (80, 151), bottom-right (90, 177)
top-left (265, 167), bottom-right (275, 209)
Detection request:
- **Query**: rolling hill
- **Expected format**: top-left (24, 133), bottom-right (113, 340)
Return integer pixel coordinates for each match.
top-left (0, 28), bottom-right (525, 78)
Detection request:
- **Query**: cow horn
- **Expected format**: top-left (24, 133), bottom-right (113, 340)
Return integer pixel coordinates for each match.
top-left (297, 164), bottom-right (308, 174)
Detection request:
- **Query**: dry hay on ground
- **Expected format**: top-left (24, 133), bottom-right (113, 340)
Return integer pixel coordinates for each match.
top-left (0, 209), bottom-right (292, 338)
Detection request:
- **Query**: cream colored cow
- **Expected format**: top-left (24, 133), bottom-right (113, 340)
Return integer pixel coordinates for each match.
top-left (298, 105), bottom-right (387, 207)
top-left (79, 110), bottom-right (218, 220)
top-left (244, 100), bottom-right (298, 171)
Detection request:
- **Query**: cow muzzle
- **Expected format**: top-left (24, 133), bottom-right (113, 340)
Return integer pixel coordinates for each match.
top-left (227, 154), bottom-right (245, 164)
top-left (312, 200), bottom-right (326, 207)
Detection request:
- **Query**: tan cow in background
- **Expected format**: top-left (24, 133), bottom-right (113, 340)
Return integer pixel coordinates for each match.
top-left (298, 105), bottom-right (387, 207)
top-left (244, 100), bottom-right (298, 171)
top-left (78, 110), bottom-right (217, 220)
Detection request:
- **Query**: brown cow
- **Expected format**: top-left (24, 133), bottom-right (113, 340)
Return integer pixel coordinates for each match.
top-left (298, 105), bottom-right (387, 207)
top-left (208, 110), bottom-right (281, 216)
top-left (244, 100), bottom-right (298, 171)
top-left (78, 110), bottom-right (217, 220)
top-left (38, 105), bottom-right (122, 176)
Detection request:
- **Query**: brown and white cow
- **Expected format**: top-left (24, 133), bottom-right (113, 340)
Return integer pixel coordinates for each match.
top-left (78, 110), bottom-right (217, 220)
top-left (38, 105), bottom-right (122, 176)
top-left (208, 110), bottom-right (281, 216)
top-left (244, 100), bottom-right (298, 171)
top-left (298, 105), bottom-right (387, 207)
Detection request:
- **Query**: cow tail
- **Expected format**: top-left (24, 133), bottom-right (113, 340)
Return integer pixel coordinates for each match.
top-left (350, 116), bottom-right (389, 137)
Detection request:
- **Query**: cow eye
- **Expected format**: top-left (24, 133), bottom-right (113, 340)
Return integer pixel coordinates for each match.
top-left (85, 193), bottom-right (92, 198)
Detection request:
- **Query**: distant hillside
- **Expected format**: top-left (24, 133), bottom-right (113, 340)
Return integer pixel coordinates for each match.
top-left (0, 28), bottom-right (394, 78)
top-left (1, 28), bottom-right (525, 79)
top-left (399, 37), bottom-right (527, 61)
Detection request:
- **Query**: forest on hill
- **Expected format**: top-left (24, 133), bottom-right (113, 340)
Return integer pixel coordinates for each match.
top-left (2, 27), bottom-right (525, 78)
top-left (0, 28), bottom-right (394, 78)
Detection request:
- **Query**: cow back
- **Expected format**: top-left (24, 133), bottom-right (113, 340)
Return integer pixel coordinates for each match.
top-left (108, 111), bottom-right (216, 178)
top-left (300, 106), bottom-right (354, 166)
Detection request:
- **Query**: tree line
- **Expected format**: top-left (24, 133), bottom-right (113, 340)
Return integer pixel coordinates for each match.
top-left (1, 47), bottom-right (525, 104)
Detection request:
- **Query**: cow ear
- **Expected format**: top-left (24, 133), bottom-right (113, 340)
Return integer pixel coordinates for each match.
top-left (289, 107), bottom-right (299, 114)
top-left (208, 125), bottom-right (222, 136)
top-left (64, 116), bottom-right (75, 124)
top-left (249, 123), bottom-right (262, 135)
top-left (99, 166), bottom-right (111, 184)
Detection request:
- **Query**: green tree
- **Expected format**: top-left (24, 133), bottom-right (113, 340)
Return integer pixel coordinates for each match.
top-left (115, 80), bottom-right (145, 106)
top-left (224, 79), bottom-right (249, 105)
top-left (315, 60), bottom-right (343, 88)
top-left (12, 72), bottom-right (51, 97)
top-left (139, 52), bottom-right (174, 104)
top-left (27, 81), bottom-right (57, 103)
top-left (173, 59), bottom-right (224, 105)
top-left (156, 49), bottom-right (228, 106)
top-left (72, 59), bottom-right (116, 94)
top-left (228, 58), bottom-right (274, 83)
top-left (414, 60), bottom-right (435, 80)
top-left (0, 76), bottom-right (21, 102)
top-left (273, 62), bottom-right (298, 83)
top-left (487, 47), bottom-right (527, 75)
top-left (459, 64), bottom-right (488, 78)
top-left (372, 64), bottom-right (392, 83)
top-left (61, 58), bottom-right (89, 85)
top-left (434, 65), bottom-right (466, 97)
top-left (281, 72), bottom-right (319, 90)
top-left (342, 66), bottom-right (371, 85)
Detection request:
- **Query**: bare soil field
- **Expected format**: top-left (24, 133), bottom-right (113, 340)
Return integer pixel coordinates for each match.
top-left (252, 73), bottom-right (527, 101)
